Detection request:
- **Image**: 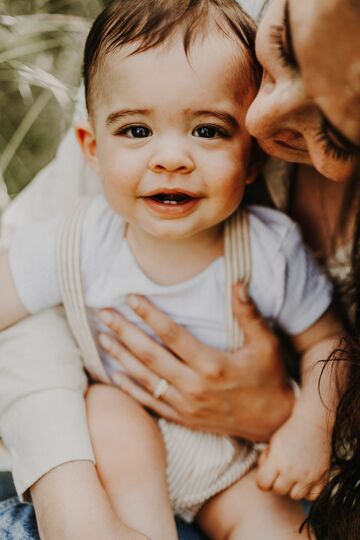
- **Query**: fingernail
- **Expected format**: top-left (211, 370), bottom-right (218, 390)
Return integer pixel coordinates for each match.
top-left (238, 283), bottom-right (249, 303)
top-left (98, 333), bottom-right (113, 350)
top-left (99, 310), bottom-right (113, 325)
top-left (126, 294), bottom-right (140, 310)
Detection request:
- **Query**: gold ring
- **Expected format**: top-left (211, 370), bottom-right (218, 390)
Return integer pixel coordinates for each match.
top-left (153, 378), bottom-right (169, 399)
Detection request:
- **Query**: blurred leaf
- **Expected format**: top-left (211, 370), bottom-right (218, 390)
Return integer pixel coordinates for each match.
top-left (0, 13), bottom-right (91, 34)
top-left (3, 61), bottom-right (78, 106)
top-left (0, 90), bottom-right (52, 175)
top-left (0, 1), bottom-right (101, 200)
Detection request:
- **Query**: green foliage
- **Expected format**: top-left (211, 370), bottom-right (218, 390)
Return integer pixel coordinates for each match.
top-left (0, 0), bottom-right (104, 209)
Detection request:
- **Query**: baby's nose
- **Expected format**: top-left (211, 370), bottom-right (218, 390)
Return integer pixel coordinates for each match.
top-left (149, 146), bottom-right (194, 174)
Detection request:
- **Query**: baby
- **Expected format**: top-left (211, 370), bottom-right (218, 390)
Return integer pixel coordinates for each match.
top-left (0, 1), bottom-right (342, 539)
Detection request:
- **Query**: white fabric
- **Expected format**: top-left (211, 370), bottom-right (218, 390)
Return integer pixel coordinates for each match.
top-left (0, 307), bottom-right (93, 496)
top-left (9, 195), bottom-right (332, 351)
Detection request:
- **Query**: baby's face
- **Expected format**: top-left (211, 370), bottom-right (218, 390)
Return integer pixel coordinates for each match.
top-left (80, 32), bottom-right (256, 240)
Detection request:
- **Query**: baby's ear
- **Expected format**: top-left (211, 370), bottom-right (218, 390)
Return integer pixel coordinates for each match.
top-left (245, 139), bottom-right (266, 185)
top-left (75, 120), bottom-right (100, 175)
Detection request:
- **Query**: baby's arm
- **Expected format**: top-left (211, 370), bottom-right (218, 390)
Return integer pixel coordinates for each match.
top-left (257, 307), bottom-right (343, 501)
top-left (0, 249), bottom-right (29, 330)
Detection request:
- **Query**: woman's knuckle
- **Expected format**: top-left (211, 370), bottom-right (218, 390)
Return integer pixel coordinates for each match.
top-left (187, 381), bottom-right (206, 400)
top-left (139, 349), bottom-right (156, 366)
top-left (158, 320), bottom-right (178, 343)
top-left (201, 362), bottom-right (224, 381)
top-left (182, 402), bottom-right (198, 417)
top-left (136, 372), bottom-right (150, 388)
top-left (107, 341), bottom-right (117, 357)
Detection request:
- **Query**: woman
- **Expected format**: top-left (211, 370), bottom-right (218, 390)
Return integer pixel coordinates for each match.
top-left (0, 0), bottom-right (359, 538)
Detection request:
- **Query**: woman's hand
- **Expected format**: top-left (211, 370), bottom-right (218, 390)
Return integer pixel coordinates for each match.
top-left (98, 283), bottom-right (295, 442)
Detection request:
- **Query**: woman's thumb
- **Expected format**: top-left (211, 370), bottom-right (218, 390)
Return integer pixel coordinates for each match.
top-left (232, 282), bottom-right (264, 337)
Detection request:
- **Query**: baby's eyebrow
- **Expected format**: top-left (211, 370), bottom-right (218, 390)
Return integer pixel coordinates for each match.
top-left (193, 110), bottom-right (239, 129)
top-left (106, 109), bottom-right (149, 126)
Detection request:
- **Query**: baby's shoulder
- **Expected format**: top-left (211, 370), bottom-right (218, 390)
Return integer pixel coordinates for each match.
top-left (82, 195), bottom-right (126, 242)
top-left (246, 205), bottom-right (301, 257)
top-left (81, 194), bottom-right (126, 262)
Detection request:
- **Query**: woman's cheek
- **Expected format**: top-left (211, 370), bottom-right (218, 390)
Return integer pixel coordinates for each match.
top-left (310, 152), bottom-right (355, 183)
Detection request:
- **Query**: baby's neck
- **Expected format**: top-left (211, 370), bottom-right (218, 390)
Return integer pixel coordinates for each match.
top-left (126, 224), bottom-right (224, 285)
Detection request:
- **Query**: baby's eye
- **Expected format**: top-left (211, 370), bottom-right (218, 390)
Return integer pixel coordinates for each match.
top-left (192, 125), bottom-right (228, 139)
top-left (116, 125), bottom-right (152, 138)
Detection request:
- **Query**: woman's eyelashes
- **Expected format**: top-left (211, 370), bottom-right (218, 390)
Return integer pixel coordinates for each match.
top-left (316, 118), bottom-right (360, 162)
top-left (269, 24), bottom-right (298, 70)
top-left (113, 123), bottom-right (231, 139)
top-left (269, 0), bottom-right (299, 70)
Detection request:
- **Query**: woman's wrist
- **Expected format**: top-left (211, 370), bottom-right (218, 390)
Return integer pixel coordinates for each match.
top-left (232, 380), bottom-right (295, 442)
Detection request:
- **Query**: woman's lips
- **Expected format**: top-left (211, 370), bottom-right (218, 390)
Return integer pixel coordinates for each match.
top-left (274, 139), bottom-right (308, 153)
top-left (271, 129), bottom-right (308, 153)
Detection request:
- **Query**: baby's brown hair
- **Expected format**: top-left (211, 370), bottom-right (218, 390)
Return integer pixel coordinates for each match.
top-left (83, 0), bottom-right (262, 113)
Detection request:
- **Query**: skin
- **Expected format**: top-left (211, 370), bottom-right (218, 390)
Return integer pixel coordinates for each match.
top-left (246, 0), bottom-right (360, 182)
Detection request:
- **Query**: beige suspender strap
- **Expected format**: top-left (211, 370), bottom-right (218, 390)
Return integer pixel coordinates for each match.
top-left (56, 199), bottom-right (110, 383)
top-left (224, 208), bottom-right (251, 352)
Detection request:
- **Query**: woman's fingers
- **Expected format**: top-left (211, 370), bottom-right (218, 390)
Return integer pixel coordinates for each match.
top-left (99, 309), bottom-right (194, 385)
top-left (124, 295), bottom-right (217, 371)
top-left (99, 333), bottom-right (161, 392)
top-left (110, 369), bottom-right (181, 422)
top-left (232, 282), bottom-right (273, 340)
top-left (98, 331), bottom-right (213, 417)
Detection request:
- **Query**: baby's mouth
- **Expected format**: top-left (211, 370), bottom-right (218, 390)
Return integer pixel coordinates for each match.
top-left (144, 191), bottom-right (197, 205)
top-left (150, 193), bottom-right (193, 205)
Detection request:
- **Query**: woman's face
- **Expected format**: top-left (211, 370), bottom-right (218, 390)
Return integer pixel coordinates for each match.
top-left (246, 0), bottom-right (360, 182)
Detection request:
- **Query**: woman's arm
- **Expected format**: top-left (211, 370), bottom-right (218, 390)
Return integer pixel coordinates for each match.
top-left (98, 283), bottom-right (295, 442)
top-left (0, 250), bottom-right (28, 330)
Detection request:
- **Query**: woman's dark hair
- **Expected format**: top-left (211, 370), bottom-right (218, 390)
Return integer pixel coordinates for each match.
top-left (309, 165), bottom-right (360, 539)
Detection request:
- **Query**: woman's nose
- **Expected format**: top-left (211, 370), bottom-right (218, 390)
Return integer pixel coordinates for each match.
top-left (246, 75), bottom-right (309, 140)
top-left (149, 144), bottom-right (195, 174)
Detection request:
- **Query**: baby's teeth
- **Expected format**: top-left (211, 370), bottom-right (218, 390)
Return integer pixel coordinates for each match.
top-left (164, 200), bottom-right (177, 205)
